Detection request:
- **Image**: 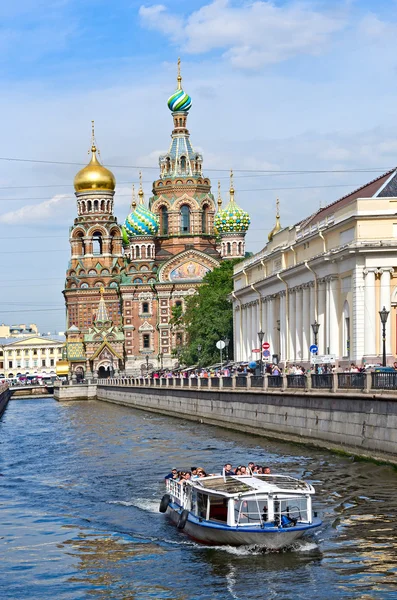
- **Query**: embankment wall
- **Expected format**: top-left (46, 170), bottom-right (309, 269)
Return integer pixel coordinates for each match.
top-left (0, 387), bottom-right (11, 417)
top-left (96, 385), bottom-right (397, 464)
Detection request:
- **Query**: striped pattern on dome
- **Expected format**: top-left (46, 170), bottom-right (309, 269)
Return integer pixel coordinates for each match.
top-left (124, 205), bottom-right (159, 237)
top-left (214, 203), bottom-right (250, 234)
top-left (168, 89), bottom-right (192, 112)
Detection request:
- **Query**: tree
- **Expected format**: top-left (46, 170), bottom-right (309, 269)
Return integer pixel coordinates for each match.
top-left (181, 259), bottom-right (240, 366)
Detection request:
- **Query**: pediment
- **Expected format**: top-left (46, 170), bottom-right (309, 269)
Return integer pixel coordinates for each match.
top-left (5, 336), bottom-right (61, 346)
top-left (139, 321), bottom-right (154, 332)
top-left (158, 250), bottom-right (220, 283)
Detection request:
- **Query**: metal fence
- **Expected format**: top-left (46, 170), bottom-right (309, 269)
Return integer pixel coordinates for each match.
top-left (268, 375), bottom-right (282, 388)
top-left (338, 373), bottom-right (365, 389)
top-left (190, 377), bottom-right (198, 387)
top-left (372, 372), bottom-right (397, 390)
top-left (201, 378), bottom-right (209, 388)
top-left (311, 374), bottom-right (333, 389)
top-left (211, 378), bottom-right (220, 388)
top-left (182, 378), bottom-right (189, 387)
top-left (236, 376), bottom-right (247, 388)
top-left (251, 376), bottom-right (264, 388)
top-left (223, 377), bottom-right (233, 388)
top-left (287, 375), bottom-right (306, 389)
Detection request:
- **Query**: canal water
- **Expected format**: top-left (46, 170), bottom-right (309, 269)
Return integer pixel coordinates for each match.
top-left (1, 398), bottom-right (397, 600)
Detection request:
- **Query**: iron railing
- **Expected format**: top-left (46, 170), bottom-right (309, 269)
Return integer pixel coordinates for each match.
top-left (222, 377), bottom-right (233, 388)
top-left (287, 375), bottom-right (306, 389)
top-left (311, 374), bottom-right (333, 389)
top-left (251, 376), bottom-right (264, 388)
top-left (372, 372), bottom-right (397, 390)
top-left (236, 376), bottom-right (247, 388)
top-left (268, 375), bottom-right (282, 388)
top-left (337, 373), bottom-right (365, 389)
top-left (211, 378), bottom-right (220, 388)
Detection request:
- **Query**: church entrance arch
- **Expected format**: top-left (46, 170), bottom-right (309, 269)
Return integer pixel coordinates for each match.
top-left (98, 365), bottom-right (111, 378)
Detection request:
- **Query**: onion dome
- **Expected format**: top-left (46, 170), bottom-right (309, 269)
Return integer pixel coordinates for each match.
top-left (214, 171), bottom-right (250, 234)
top-left (268, 199), bottom-right (282, 241)
top-left (123, 174), bottom-right (159, 238)
top-left (74, 122), bottom-right (116, 193)
top-left (167, 58), bottom-right (192, 112)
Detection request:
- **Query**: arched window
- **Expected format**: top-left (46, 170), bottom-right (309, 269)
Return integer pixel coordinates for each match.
top-left (202, 205), bottom-right (209, 233)
top-left (166, 157), bottom-right (171, 172)
top-left (94, 200), bottom-right (99, 211)
top-left (227, 242), bottom-right (231, 254)
top-left (160, 207), bottom-right (169, 235)
top-left (180, 156), bottom-right (186, 172)
top-left (77, 232), bottom-right (85, 256)
top-left (180, 205), bottom-right (190, 233)
top-left (92, 231), bottom-right (103, 255)
top-left (87, 200), bottom-right (92, 212)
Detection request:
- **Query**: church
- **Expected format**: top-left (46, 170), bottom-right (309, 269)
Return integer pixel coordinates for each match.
top-left (63, 62), bottom-right (250, 378)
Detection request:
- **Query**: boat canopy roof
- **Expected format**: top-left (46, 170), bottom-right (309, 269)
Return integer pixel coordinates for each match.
top-left (192, 474), bottom-right (314, 497)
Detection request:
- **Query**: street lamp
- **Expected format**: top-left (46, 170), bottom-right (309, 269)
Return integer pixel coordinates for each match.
top-left (197, 344), bottom-right (202, 368)
top-left (158, 352), bottom-right (163, 371)
top-left (311, 321), bottom-right (320, 346)
top-left (145, 355), bottom-right (149, 377)
top-left (224, 337), bottom-right (230, 365)
top-left (379, 306), bottom-right (390, 367)
top-left (257, 330), bottom-right (265, 375)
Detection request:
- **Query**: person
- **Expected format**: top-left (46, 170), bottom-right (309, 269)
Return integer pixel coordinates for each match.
top-left (165, 468), bottom-right (178, 480)
top-left (224, 463), bottom-right (235, 476)
top-left (247, 462), bottom-right (255, 475)
top-left (263, 466), bottom-right (271, 475)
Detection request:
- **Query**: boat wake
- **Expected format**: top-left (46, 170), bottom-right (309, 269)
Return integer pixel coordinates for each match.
top-left (107, 498), bottom-right (160, 513)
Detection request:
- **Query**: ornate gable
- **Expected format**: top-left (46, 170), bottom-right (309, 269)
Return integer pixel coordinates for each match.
top-left (158, 249), bottom-right (220, 283)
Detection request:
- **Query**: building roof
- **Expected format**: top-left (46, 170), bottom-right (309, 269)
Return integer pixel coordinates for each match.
top-left (300, 167), bottom-right (397, 230)
top-left (0, 335), bottom-right (65, 347)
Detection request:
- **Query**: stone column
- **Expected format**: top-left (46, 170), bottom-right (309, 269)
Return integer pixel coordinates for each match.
top-left (279, 292), bottom-right (286, 363)
top-left (302, 285), bottom-right (311, 360)
top-left (364, 268), bottom-right (376, 357)
top-left (295, 287), bottom-right (303, 362)
top-left (242, 307), bottom-right (247, 361)
top-left (289, 290), bottom-right (296, 362)
top-left (329, 277), bottom-right (339, 357)
top-left (318, 280), bottom-right (326, 355)
top-left (268, 297), bottom-right (274, 353)
top-left (379, 268), bottom-right (392, 355)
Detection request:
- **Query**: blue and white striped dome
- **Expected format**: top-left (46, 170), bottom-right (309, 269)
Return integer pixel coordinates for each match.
top-left (124, 204), bottom-right (159, 237)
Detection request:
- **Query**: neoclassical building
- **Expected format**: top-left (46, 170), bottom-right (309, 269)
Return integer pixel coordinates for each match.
top-left (63, 63), bottom-right (251, 377)
top-left (233, 170), bottom-right (397, 367)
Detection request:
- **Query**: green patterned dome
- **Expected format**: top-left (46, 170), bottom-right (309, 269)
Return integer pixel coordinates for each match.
top-left (214, 174), bottom-right (250, 234)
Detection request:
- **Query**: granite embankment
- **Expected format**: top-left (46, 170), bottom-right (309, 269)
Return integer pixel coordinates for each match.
top-left (94, 381), bottom-right (397, 465)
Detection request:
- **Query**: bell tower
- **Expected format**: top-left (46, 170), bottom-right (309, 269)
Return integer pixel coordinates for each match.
top-left (63, 122), bottom-right (124, 332)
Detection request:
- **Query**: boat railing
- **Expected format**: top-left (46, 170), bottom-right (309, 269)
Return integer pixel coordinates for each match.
top-left (166, 478), bottom-right (190, 509)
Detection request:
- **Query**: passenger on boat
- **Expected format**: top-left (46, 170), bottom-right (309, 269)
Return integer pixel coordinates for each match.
top-left (247, 462), bottom-right (255, 474)
top-left (223, 463), bottom-right (235, 476)
top-left (164, 468), bottom-right (178, 480)
top-left (263, 467), bottom-right (271, 474)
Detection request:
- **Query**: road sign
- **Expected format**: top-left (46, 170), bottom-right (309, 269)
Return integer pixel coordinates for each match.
top-left (312, 354), bottom-right (336, 364)
top-left (216, 340), bottom-right (226, 350)
top-left (262, 342), bottom-right (270, 350)
top-left (263, 350), bottom-right (271, 358)
top-left (309, 344), bottom-right (318, 353)
top-left (252, 348), bottom-right (261, 353)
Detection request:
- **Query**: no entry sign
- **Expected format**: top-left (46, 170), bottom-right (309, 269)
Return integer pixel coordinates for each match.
top-left (262, 342), bottom-right (270, 350)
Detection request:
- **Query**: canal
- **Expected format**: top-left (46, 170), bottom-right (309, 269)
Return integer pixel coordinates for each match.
top-left (1, 397), bottom-right (397, 599)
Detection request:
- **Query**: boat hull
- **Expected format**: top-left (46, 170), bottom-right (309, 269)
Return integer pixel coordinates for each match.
top-left (166, 503), bottom-right (322, 549)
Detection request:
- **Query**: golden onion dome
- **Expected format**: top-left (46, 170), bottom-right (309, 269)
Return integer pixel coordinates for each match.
top-left (268, 198), bottom-right (282, 242)
top-left (74, 144), bottom-right (116, 193)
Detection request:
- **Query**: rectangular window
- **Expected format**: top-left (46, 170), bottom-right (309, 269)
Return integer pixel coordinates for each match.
top-left (33, 350), bottom-right (37, 356)
top-left (42, 360), bottom-right (46, 367)
top-left (33, 360), bottom-right (37, 367)
top-left (143, 334), bottom-right (150, 349)
top-left (142, 302), bottom-right (149, 314)
top-left (50, 359), bottom-right (54, 367)
top-left (8, 361), bottom-right (12, 368)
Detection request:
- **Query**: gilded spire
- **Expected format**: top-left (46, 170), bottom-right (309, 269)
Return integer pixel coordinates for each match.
top-left (96, 286), bottom-right (110, 323)
top-left (229, 169), bottom-right (235, 203)
top-left (138, 171), bottom-right (144, 205)
top-left (90, 120), bottom-right (96, 152)
top-left (131, 184), bottom-right (137, 210)
top-left (177, 57), bottom-right (182, 90)
top-left (217, 180), bottom-right (222, 211)
top-left (268, 198), bottom-right (282, 242)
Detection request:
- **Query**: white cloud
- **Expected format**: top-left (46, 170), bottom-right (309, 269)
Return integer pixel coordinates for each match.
top-left (139, 0), bottom-right (347, 69)
top-left (0, 194), bottom-right (70, 224)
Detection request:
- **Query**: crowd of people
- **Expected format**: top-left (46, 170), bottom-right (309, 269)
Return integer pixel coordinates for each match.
top-left (165, 462), bottom-right (272, 482)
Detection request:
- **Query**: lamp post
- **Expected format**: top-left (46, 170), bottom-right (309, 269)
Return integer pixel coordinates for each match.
top-left (379, 306), bottom-right (390, 367)
top-left (224, 337), bottom-right (230, 365)
top-left (176, 345), bottom-right (182, 369)
top-left (197, 344), bottom-right (202, 368)
top-left (145, 355), bottom-right (149, 377)
top-left (311, 321), bottom-right (320, 373)
top-left (257, 329), bottom-right (265, 376)
top-left (159, 352), bottom-right (163, 371)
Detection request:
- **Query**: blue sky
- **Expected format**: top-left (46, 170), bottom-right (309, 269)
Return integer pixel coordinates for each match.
top-left (1, 0), bottom-right (397, 332)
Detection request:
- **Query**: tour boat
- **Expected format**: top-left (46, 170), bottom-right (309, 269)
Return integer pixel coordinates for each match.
top-left (160, 474), bottom-right (322, 549)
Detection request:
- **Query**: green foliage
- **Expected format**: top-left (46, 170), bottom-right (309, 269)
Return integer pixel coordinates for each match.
top-left (181, 259), bottom-right (240, 366)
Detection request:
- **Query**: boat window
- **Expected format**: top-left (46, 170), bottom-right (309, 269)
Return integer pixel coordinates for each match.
top-left (274, 498), bottom-right (308, 526)
top-left (235, 497), bottom-right (264, 526)
top-left (196, 492), bottom-right (208, 519)
top-left (208, 495), bottom-right (228, 523)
